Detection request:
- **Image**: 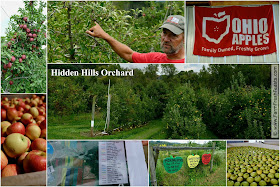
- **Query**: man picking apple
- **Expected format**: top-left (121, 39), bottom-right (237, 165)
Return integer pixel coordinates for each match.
top-left (86, 15), bottom-right (185, 63)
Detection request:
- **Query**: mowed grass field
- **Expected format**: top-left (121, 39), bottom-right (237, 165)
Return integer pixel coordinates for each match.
top-left (47, 112), bottom-right (218, 140)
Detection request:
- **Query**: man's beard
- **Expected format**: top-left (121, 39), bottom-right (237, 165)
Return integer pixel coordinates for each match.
top-left (161, 41), bottom-right (184, 55)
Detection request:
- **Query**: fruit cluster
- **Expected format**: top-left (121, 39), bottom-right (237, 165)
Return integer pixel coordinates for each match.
top-left (227, 146), bottom-right (279, 186)
top-left (1, 94), bottom-right (46, 177)
top-left (2, 13), bottom-right (45, 83)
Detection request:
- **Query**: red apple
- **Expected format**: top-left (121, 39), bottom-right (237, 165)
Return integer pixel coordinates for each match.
top-left (2, 102), bottom-right (10, 110)
top-left (24, 104), bottom-right (31, 112)
top-left (25, 136), bottom-right (31, 151)
top-left (40, 128), bottom-right (46, 138)
top-left (36, 115), bottom-right (45, 123)
top-left (19, 58), bottom-right (23, 63)
top-left (1, 137), bottom-right (6, 144)
top-left (21, 113), bottom-right (33, 125)
top-left (23, 17), bottom-right (28, 22)
top-left (25, 123), bottom-right (41, 140)
top-left (7, 108), bottom-right (20, 121)
top-left (11, 56), bottom-right (16, 62)
top-left (3, 133), bottom-right (29, 158)
top-left (30, 107), bottom-right (39, 119)
top-left (1, 121), bottom-right (11, 136)
top-left (1, 108), bottom-right (6, 121)
top-left (17, 111), bottom-right (23, 118)
top-left (6, 122), bottom-right (25, 135)
top-left (28, 33), bottom-right (32, 37)
top-left (23, 25), bottom-right (27, 29)
top-left (1, 164), bottom-right (22, 177)
top-left (31, 138), bottom-right (46, 152)
top-left (7, 62), bottom-right (12, 68)
top-left (17, 152), bottom-right (29, 166)
top-left (21, 54), bottom-right (26, 60)
top-left (32, 33), bottom-right (37, 38)
top-left (23, 150), bottom-right (46, 173)
top-left (26, 28), bottom-right (31, 33)
top-left (17, 106), bottom-right (24, 112)
top-left (29, 38), bottom-right (34, 42)
top-left (38, 107), bottom-right (46, 116)
top-left (39, 119), bottom-right (46, 129)
top-left (1, 150), bottom-right (8, 170)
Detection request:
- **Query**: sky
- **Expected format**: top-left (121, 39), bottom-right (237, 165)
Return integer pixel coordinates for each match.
top-left (119, 64), bottom-right (209, 74)
top-left (1, 1), bottom-right (24, 36)
top-left (1, 0), bottom-right (47, 37)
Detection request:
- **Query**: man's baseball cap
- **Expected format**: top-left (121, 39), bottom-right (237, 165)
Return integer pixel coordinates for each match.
top-left (160, 15), bottom-right (185, 35)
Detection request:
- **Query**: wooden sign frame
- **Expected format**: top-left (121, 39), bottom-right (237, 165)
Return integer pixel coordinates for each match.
top-left (149, 142), bottom-right (216, 186)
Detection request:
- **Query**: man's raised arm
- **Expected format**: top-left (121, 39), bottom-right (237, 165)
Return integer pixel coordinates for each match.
top-left (86, 22), bottom-right (134, 62)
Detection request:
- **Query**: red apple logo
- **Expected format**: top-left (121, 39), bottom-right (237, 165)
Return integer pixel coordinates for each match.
top-left (202, 12), bottom-right (230, 44)
top-left (202, 154), bottom-right (211, 165)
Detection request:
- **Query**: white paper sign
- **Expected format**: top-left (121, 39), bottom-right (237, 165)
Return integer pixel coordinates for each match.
top-left (98, 141), bottom-right (128, 185)
top-left (125, 141), bottom-right (149, 186)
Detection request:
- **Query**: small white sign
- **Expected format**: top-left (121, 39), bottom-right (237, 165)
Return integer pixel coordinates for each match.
top-left (98, 141), bottom-right (128, 185)
top-left (171, 17), bottom-right (179, 23)
top-left (91, 120), bottom-right (94, 127)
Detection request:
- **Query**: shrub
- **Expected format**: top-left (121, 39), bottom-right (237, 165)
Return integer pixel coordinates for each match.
top-left (109, 81), bottom-right (143, 130)
top-left (199, 72), bottom-right (271, 138)
top-left (164, 84), bottom-right (206, 139)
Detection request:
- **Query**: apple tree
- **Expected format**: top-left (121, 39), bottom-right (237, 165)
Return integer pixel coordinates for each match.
top-left (1, 0), bottom-right (46, 93)
top-left (47, 1), bottom-right (184, 63)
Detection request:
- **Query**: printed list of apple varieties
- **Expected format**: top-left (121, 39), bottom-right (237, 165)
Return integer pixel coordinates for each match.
top-left (98, 142), bottom-right (128, 185)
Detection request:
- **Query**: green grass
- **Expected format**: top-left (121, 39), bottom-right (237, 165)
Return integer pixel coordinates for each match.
top-left (155, 150), bottom-right (226, 186)
top-left (48, 112), bottom-right (219, 139)
top-left (48, 112), bottom-right (167, 139)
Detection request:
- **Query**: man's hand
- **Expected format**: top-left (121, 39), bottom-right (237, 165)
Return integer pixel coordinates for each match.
top-left (86, 22), bottom-right (108, 39)
top-left (86, 21), bottom-right (134, 62)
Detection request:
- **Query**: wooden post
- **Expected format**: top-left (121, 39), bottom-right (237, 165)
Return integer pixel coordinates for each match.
top-left (154, 149), bottom-right (160, 167)
top-left (210, 142), bottom-right (216, 172)
top-left (149, 146), bottom-right (157, 186)
top-left (91, 96), bottom-right (97, 137)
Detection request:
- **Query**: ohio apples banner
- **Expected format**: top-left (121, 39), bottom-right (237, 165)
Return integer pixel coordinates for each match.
top-left (193, 5), bottom-right (277, 57)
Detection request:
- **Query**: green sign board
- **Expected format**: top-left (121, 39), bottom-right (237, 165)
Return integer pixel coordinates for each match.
top-left (163, 156), bottom-right (183, 174)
